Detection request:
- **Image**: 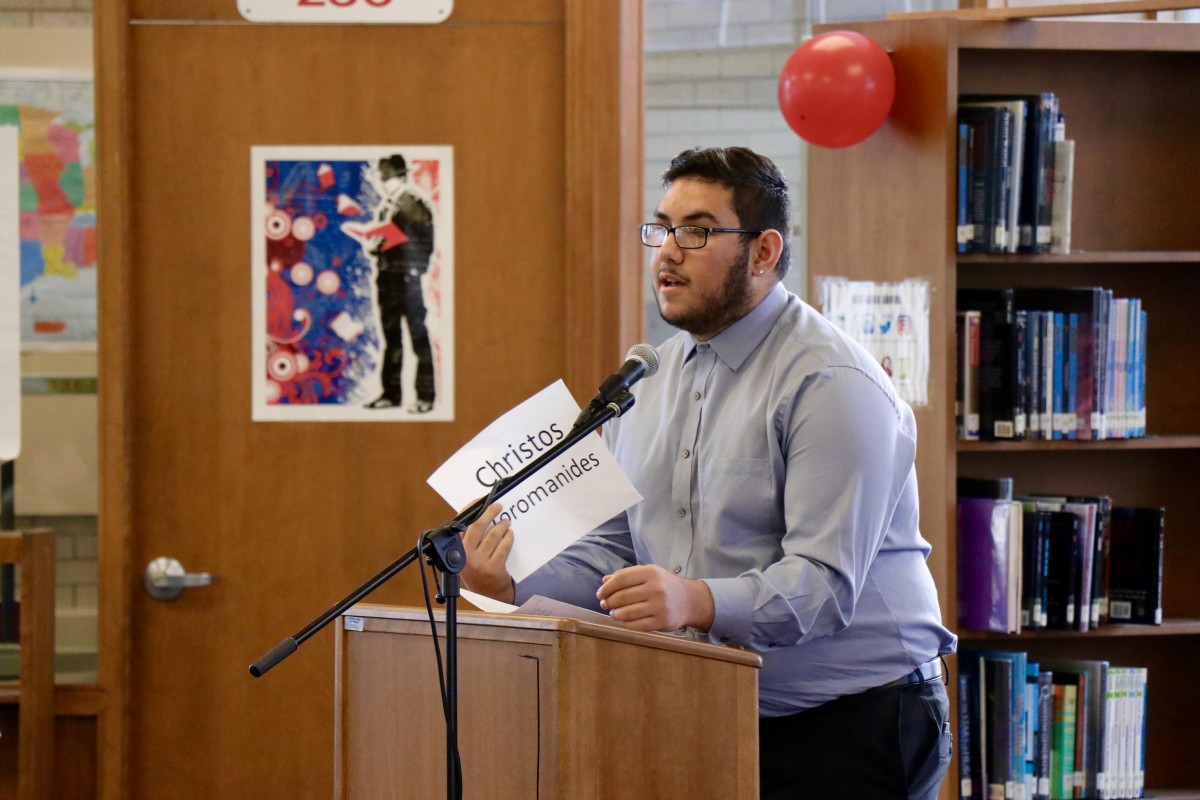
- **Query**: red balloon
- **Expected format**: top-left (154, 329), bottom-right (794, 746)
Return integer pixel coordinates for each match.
top-left (777, 31), bottom-right (896, 149)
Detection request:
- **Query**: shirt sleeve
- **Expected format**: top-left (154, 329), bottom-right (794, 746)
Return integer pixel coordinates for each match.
top-left (514, 510), bottom-right (638, 612)
top-left (703, 365), bottom-right (917, 649)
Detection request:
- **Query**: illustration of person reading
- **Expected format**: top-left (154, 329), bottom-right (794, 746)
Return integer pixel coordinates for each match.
top-left (358, 154), bottom-right (437, 413)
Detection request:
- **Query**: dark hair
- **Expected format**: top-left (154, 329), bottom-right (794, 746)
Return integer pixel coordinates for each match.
top-left (662, 147), bottom-right (791, 278)
top-left (379, 154), bottom-right (407, 177)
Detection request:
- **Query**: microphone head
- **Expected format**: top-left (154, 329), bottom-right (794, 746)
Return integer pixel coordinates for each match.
top-left (626, 343), bottom-right (661, 378)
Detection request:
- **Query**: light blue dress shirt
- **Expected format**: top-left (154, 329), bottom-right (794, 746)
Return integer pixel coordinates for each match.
top-left (517, 283), bottom-right (957, 715)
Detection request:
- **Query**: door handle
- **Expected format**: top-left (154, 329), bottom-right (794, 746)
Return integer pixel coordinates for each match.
top-left (144, 556), bottom-right (217, 601)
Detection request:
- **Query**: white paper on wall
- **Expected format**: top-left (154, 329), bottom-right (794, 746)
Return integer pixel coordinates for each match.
top-left (1, 126), bottom-right (20, 460)
top-left (818, 276), bottom-right (931, 407)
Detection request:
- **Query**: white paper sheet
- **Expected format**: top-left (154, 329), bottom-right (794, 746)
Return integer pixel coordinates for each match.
top-left (0, 127), bottom-right (20, 460)
top-left (461, 589), bottom-right (625, 629)
top-left (428, 380), bottom-right (641, 581)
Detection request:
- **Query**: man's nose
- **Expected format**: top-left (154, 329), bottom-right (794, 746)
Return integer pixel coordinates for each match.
top-left (657, 230), bottom-right (685, 262)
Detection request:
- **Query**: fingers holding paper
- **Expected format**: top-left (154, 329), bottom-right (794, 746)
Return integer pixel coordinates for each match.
top-left (596, 565), bottom-right (715, 633)
top-left (461, 501), bottom-right (516, 603)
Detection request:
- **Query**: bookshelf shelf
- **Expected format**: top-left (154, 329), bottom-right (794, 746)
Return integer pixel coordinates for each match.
top-left (960, 251), bottom-right (1200, 265)
top-left (958, 434), bottom-right (1200, 452)
top-left (810, 16), bottom-right (1200, 800)
top-left (960, 619), bottom-right (1200, 642)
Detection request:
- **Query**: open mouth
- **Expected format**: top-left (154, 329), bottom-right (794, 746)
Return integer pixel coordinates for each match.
top-left (659, 273), bottom-right (687, 289)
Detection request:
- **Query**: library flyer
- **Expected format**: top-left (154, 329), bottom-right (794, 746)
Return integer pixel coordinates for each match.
top-left (818, 277), bottom-right (931, 407)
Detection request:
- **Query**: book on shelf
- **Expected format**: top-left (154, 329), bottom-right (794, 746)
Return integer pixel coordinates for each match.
top-left (958, 496), bottom-right (1022, 633)
top-left (1023, 496), bottom-right (1098, 633)
top-left (958, 103), bottom-right (1015, 254)
top-left (1033, 666), bottom-right (1054, 800)
top-left (1012, 287), bottom-right (1108, 441)
top-left (1021, 507), bottom-right (1051, 630)
top-left (959, 475), bottom-right (1014, 500)
top-left (1051, 679), bottom-right (1078, 799)
top-left (958, 121), bottom-right (973, 254)
top-left (961, 650), bottom-right (1150, 800)
top-left (958, 288), bottom-right (1024, 440)
top-left (962, 648), bottom-right (1028, 800)
top-left (1050, 116), bottom-right (1075, 256)
top-left (1106, 506), bottom-right (1165, 626)
top-left (1100, 664), bottom-right (1149, 799)
top-left (960, 97), bottom-right (1026, 254)
top-left (960, 653), bottom-right (984, 800)
top-left (957, 286), bottom-right (1144, 441)
top-left (1040, 658), bottom-right (1109, 800)
top-left (985, 655), bottom-right (1017, 799)
top-left (1039, 508), bottom-right (1081, 631)
top-left (962, 93), bottom-right (1058, 253)
top-left (958, 310), bottom-right (983, 440)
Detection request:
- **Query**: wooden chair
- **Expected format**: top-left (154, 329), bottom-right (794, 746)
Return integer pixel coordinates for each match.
top-left (0, 529), bottom-right (55, 800)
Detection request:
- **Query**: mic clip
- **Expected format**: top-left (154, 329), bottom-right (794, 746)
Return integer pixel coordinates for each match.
top-left (604, 390), bottom-right (635, 418)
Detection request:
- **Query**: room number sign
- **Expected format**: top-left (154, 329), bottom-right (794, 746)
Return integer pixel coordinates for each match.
top-left (239, 0), bottom-right (452, 23)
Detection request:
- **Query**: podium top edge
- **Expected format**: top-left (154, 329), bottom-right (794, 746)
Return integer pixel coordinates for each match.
top-left (344, 603), bottom-right (762, 668)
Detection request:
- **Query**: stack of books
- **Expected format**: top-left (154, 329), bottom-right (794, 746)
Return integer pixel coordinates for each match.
top-left (957, 477), bottom-right (1165, 634)
top-left (956, 287), bottom-right (1147, 441)
top-left (956, 93), bottom-right (1075, 256)
top-left (958, 649), bottom-right (1148, 800)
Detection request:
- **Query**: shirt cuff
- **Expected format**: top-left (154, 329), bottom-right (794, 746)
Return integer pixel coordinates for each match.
top-left (702, 577), bottom-right (758, 646)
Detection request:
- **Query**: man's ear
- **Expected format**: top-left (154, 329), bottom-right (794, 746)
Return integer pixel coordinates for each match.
top-left (751, 228), bottom-right (785, 274)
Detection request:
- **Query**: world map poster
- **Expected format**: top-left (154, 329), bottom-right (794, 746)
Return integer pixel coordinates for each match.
top-left (0, 69), bottom-right (95, 347)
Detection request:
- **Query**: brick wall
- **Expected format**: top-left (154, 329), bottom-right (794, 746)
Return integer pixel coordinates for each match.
top-left (0, 0), bottom-right (90, 28)
top-left (642, 0), bottom-right (957, 344)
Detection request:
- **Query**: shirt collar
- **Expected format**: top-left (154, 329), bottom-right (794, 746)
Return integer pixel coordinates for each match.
top-left (683, 282), bottom-right (789, 371)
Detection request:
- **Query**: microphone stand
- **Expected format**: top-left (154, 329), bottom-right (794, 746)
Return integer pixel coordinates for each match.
top-left (249, 389), bottom-right (637, 800)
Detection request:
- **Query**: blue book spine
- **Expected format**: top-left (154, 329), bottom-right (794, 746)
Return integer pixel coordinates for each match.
top-left (1105, 296), bottom-right (1119, 440)
top-left (1043, 312), bottom-right (1055, 440)
top-left (1025, 662), bottom-right (1040, 800)
top-left (1136, 306), bottom-right (1147, 438)
top-left (1123, 298), bottom-right (1132, 438)
top-left (958, 122), bottom-right (971, 254)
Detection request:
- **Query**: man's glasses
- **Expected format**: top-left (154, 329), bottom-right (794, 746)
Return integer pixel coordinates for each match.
top-left (639, 223), bottom-right (763, 249)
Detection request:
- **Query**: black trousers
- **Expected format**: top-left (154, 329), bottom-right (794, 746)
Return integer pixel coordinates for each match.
top-left (375, 269), bottom-right (435, 404)
top-left (758, 677), bottom-right (951, 800)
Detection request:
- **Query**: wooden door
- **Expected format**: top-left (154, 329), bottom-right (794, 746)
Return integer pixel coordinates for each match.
top-left (94, 1), bottom-right (642, 796)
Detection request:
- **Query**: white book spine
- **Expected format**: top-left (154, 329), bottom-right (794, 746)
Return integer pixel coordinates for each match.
top-left (1050, 139), bottom-right (1075, 255)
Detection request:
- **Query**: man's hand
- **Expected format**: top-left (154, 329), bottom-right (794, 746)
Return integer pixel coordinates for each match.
top-left (596, 565), bottom-right (715, 633)
top-left (461, 501), bottom-right (516, 604)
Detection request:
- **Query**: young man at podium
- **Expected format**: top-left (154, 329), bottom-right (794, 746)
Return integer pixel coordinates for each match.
top-left (462, 147), bottom-right (957, 800)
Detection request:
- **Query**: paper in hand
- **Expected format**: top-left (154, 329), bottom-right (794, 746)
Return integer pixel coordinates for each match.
top-left (428, 380), bottom-right (641, 581)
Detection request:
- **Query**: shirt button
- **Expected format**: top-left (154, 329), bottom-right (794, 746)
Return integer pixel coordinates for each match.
top-left (676, 508), bottom-right (686, 518)
top-left (692, 391), bottom-right (701, 401)
top-left (672, 565), bottom-right (682, 574)
top-left (682, 449), bottom-right (691, 458)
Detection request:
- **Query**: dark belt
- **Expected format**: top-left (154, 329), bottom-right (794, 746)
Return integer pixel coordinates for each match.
top-left (878, 659), bottom-right (942, 690)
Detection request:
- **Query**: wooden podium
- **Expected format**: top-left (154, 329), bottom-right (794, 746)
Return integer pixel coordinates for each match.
top-left (334, 603), bottom-right (761, 799)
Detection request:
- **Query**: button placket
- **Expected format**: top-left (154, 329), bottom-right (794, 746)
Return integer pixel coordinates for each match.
top-left (666, 346), bottom-right (716, 578)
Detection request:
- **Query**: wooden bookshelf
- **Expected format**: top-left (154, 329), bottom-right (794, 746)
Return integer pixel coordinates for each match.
top-left (809, 17), bottom-right (1200, 800)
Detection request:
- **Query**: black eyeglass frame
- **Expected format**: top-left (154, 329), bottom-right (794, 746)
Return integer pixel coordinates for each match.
top-left (639, 223), bottom-right (764, 249)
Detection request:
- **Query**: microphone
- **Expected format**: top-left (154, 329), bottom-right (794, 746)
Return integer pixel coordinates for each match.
top-left (573, 343), bottom-right (661, 428)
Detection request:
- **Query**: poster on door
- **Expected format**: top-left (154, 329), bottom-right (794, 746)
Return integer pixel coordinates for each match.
top-left (250, 145), bottom-right (454, 422)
